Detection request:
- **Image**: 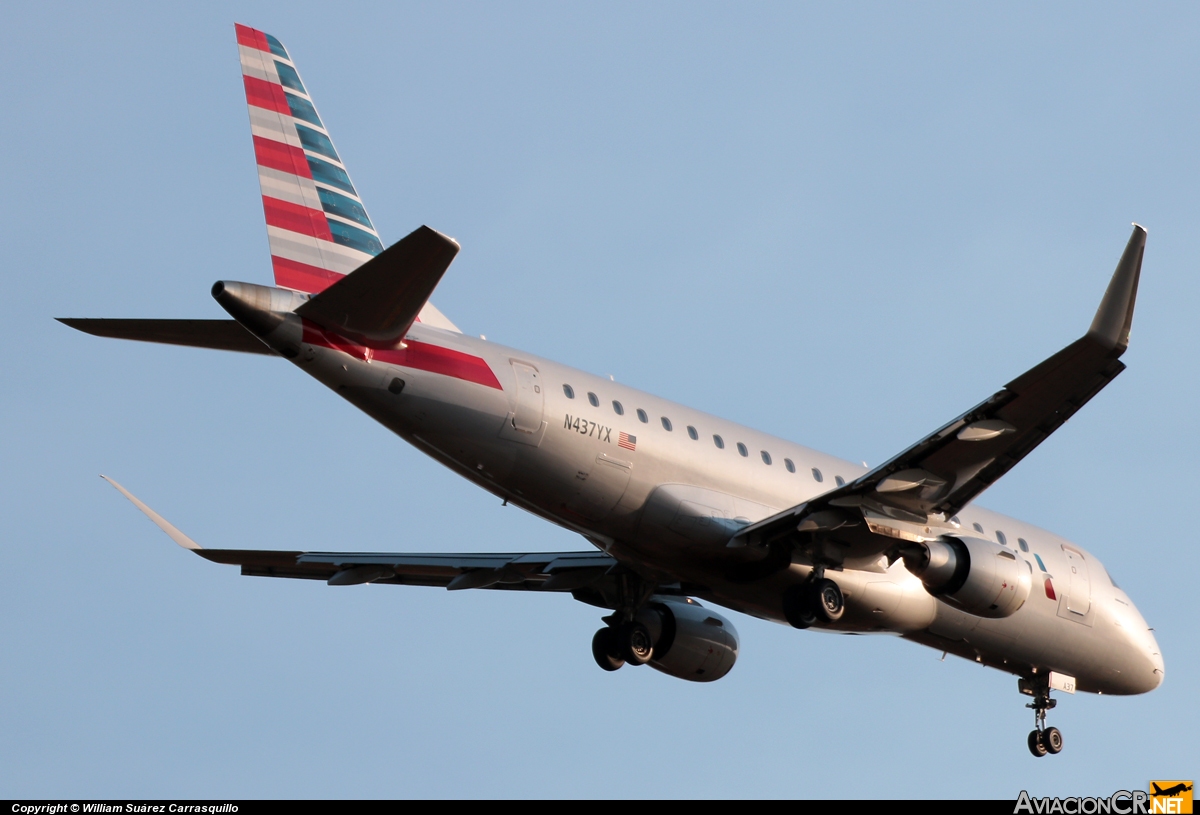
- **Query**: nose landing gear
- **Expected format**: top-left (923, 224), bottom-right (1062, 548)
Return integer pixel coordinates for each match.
top-left (1020, 676), bottom-right (1063, 757)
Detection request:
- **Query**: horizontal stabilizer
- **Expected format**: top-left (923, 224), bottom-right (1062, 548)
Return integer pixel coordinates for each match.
top-left (58, 318), bottom-right (275, 355)
top-left (295, 225), bottom-right (459, 346)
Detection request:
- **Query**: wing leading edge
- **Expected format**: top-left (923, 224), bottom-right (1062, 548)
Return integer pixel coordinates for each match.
top-left (731, 225), bottom-right (1147, 561)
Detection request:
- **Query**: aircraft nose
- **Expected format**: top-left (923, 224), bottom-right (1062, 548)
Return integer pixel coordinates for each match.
top-left (1146, 630), bottom-right (1165, 690)
top-left (1123, 616), bottom-right (1164, 693)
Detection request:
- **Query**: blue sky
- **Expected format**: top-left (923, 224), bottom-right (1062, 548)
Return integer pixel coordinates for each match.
top-left (2, 1), bottom-right (1198, 798)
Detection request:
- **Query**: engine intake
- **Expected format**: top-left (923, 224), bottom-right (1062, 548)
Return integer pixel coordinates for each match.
top-left (902, 535), bottom-right (1032, 618)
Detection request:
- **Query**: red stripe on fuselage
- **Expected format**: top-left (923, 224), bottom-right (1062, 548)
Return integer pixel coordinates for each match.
top-left (272, 256), bottom-right (343, 294)
top-left (262, 196), bottom-right (332, 240)
top-left (252, 135), bottom-right (312, 179)
top-left (235, 24), bottom-right (269, 52)
top-left (243, 75), bottom-right (290, 115)
top-left (302, 322), bottom-right (501, 389)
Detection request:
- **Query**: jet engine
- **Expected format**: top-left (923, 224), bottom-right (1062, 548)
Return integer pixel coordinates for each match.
top-left (902, 536), bottom-right (1032, 618)
top-left (633, 599), bottom-right (739, 682)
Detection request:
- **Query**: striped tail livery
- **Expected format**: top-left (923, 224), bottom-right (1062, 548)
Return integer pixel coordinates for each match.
top-left (235, 24), bottom-right (458, 331)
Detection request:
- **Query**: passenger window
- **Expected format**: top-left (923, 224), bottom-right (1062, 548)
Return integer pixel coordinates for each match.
top-left (588, 392), bottom-right (599, 407)
top-left (950, 516), bottom-right (961, 526)
top-left (612, 400), bottom-right (624, 415)
top-left (1018, 537), bottom-right (1030, 553)
top-left (737, 442), bottom-right (749, 457)
top-left (687, 425), bottom-right (698, 440)
top-left (812, 468), bottom-right (823, 483)
top-left (713, 434), bottom-right (725, 449)
top-left (563, 384), bottom-right (575, 399)
top-left (637, 409), bottom-right (648, 423)
top-left (996, 530), bottom-right (1008, 546)
top-left (784, 458), bottom-right (795, 473)
top-left (661, 417), bottom-right (673, 431)
top-left (973, 522), bottom-right (984, 534)
top-left (835, 475), bottom-right (845, 487)
top-left (761, 451), bottom-right (772, 465)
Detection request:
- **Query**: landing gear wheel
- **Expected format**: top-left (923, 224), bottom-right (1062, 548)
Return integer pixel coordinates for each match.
top-left (811, 578), bottom-right (845, 623)
top-left (591, 628), bottom-right (624, 672)
top-left (1021, 676), bottom-right (1061, 757)
top-left (617, 622), bottom-right (654, 665)
top-left (782, 585), bottom-right (816, 629)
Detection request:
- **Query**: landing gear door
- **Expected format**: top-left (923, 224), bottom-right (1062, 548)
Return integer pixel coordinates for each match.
top-left (499, 360), bottom-right (547, 446)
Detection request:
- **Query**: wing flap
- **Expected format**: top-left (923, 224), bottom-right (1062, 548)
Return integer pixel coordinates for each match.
top-left (59, 319), bottom-right (275, 355)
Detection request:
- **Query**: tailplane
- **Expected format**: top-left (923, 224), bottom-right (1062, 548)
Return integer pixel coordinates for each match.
top-left (235, 24), bottom-right (459, 332)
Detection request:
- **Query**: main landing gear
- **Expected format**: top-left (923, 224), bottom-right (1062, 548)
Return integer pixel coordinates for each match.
top-left (591, 572), bottom-right (658, 673)
top-left (782, 571), bottom-right (845, 629)
top-left (1020, 676), bottom-right (1063, 757)
top-left (591, 621), bottom-right (654, 672)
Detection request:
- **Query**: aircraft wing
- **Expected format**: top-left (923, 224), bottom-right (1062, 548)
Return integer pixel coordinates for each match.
top-left (101, 476), bottom-right (637, 601)
top-left (731, 225), bottom-right (1146, 561)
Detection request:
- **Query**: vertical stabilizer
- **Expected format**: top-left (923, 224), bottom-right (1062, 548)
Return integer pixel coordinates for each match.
top-left (235, 24), bottom-right (460, 332)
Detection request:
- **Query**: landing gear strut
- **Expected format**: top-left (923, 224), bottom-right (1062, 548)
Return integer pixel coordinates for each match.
top-left (783, 571), bottom-right (845, 629)
top-left (1020, 676), bottom-right (1063, 757)
top-left (590, 572), bottom-right (659, 673)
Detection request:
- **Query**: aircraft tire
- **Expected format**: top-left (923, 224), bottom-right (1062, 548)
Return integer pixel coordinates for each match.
top-left (618, 622), bottom-right (654, 665)
top-left (811, 578), bottom-right (845, 623)
top-left (592, 627), bottom-right (625, 671)
top-left (1027, 730), bottom-right (1048, 757)
top-left (782, 585), bottom-right (816, 629)
top-left (1043, 727), bottom-right (1063, 754)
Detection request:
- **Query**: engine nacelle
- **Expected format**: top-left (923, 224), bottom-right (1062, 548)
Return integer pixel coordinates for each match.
top-left (902, 535), bottom-right (1032, 618)
top-left (634, 599), bottom-right (739, 682)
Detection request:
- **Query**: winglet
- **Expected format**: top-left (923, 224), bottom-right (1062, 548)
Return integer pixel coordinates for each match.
top-left (100, 475), bottom-right (203, 550)
top-left (1088, 223), bottom-right (1146, 353)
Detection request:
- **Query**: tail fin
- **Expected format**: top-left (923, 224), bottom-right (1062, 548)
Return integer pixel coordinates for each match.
top-left (235, 24), bottom-right (460, 332)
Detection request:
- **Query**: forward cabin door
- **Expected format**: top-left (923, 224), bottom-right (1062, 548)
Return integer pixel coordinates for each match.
top-left (1056, 544), bottom-right (1094, 625)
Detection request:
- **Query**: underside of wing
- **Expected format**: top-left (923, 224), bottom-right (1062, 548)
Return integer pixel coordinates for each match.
top-left (197, 548), bottom-right (621, 593)
top-left (100, 475), bottom-right (655, 608)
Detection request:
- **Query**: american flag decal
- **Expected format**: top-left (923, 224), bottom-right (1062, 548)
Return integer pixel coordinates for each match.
top-left (618, 432), bottom-right (637, 451)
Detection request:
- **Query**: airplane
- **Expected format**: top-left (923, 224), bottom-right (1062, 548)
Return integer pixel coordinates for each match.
top-left (60, 24), bottom-right (1165, 758)
top-left (1152, 784), bottom-right (1193, 798)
